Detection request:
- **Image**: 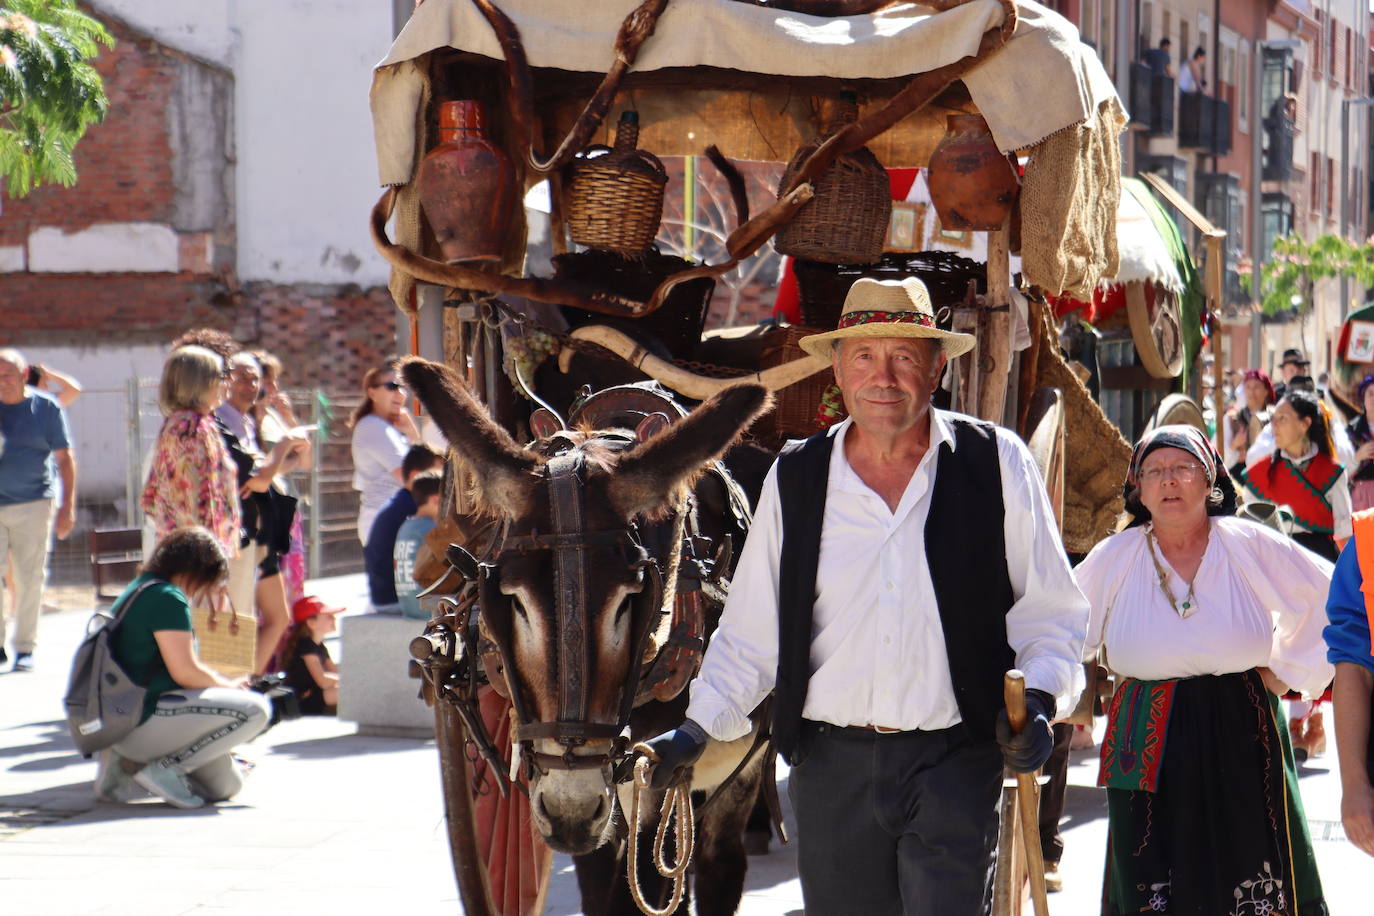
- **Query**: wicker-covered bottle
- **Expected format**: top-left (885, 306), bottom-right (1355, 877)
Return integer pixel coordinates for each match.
top-left (775, 93), bottom-right (891, 265)
top-left (567, 111), bottom-right (668, 258)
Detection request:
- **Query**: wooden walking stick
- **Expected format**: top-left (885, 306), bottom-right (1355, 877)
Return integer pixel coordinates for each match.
top-left (1005, 670), bottom-right (1051, 916)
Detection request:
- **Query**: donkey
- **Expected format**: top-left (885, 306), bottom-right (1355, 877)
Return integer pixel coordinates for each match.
top-left (400, 356), bottom-right (775, 915)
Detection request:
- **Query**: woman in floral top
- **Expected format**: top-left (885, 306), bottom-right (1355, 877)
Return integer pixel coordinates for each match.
top-left (141, 346), bottom-right (240, 554)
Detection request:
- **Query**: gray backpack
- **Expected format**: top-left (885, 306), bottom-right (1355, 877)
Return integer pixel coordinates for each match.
top-left (64, 578), bottom-right (161, 758)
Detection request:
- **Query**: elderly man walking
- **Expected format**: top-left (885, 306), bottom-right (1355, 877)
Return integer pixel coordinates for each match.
top-left (644, 277), bottom-right (1089, 915)
top-left (0, 349), bottom-right (76, 671)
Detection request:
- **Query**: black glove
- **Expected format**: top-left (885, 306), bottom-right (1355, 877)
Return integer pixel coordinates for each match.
top-left (995, 689), bottom-right (1055, 774)
top-left (641, 719), bottom-right (709, 790)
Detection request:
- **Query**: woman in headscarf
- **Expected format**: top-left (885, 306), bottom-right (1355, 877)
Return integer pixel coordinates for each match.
top-left (1222, 369), bottom-right (1275, 475)
top-left (1238, 388), bottom-right (1351, 562)
top-left (1075, 425), bottom-right (1332, 916)
top-left (1346, 373), bottom-right (1374, 512)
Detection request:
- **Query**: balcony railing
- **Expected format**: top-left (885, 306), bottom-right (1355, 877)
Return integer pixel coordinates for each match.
top-left (1262, 112), bottom-right (1295, 182)
top-left (1178, 93), bottom-right (1231, 156)
top-left (1129, 62), bottom-right (1176, 136)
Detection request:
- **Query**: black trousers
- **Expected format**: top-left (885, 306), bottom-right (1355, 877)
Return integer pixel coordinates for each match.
top-left (788, 720), bottom-right (1003, 916)
top-left (1038, 722), bottom-right (1074, 865)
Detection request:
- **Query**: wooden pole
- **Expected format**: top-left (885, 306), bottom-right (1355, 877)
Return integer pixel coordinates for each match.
top-left (1005, 671), bottom-right (1051, 916)
top-left (1206, 235), bottom-right (1226, 454)
top-left (979, 213), bottom-right (1014, 424)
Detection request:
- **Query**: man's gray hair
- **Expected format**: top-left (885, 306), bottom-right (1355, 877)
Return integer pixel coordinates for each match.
top-left (0, 348), bottom-right (27, 372)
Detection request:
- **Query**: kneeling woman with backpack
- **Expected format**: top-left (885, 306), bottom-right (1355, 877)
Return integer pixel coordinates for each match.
top-left (97, 527), bottom-right (272, 808)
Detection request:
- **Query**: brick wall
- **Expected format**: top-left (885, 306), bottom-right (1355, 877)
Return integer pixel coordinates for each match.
top-left (0, 14), bottom-right (181, 241)
top-left (232, 283), bottom-right (400, 393)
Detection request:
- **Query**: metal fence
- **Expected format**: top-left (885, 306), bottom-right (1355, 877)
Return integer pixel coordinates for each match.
top-left (47, 384), bottom-right (365, 586)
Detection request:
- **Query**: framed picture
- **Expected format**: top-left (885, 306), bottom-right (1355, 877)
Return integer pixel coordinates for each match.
top-left (935, 220), bottom-right (972, 249)
top-left (1347, 320), bottom-right (1374, 363)
top-left (884, 202), bottom-right (925, 252)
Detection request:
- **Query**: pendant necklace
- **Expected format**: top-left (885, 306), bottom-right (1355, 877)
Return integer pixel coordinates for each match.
top-left (1145, 525), bottom-right (1199, 618)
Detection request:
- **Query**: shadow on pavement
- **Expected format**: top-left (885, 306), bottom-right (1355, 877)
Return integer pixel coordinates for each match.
top-left (265, 731), bottom-right (433, 760)
top-left (1058, 783), bottom-right (1108, 834)
top-left (0, 720), bottom-right (94, 776)
top-left (542, 771), bottom-right (802, 916)
top-left (0, 780), bottom-right (249, 828)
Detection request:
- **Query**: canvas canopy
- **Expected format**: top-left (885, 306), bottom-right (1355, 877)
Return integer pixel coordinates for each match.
top-left (368, 0), bottom-right (1128, 299)
top-left (372, 0), bottom-right (1119, 186)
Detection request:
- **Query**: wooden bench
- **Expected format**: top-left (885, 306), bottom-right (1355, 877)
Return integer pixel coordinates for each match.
top-left (88, 527), bottom-right (143, 601)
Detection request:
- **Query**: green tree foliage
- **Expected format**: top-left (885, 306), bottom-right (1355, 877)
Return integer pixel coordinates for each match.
top-left (0, 1), bottom-right (112, 196)
top-left (1248, 234), bottom-right (1374, 316)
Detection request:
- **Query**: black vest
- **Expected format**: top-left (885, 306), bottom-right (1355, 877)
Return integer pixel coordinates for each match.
top-left (773, 416), bottom-right (1015, 763)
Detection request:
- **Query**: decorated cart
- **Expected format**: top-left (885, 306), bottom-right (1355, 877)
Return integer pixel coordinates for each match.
top-left (366, 1), bottom-right (1144, 913)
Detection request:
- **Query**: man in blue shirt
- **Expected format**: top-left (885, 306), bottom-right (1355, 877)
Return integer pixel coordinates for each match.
top-left (362, 444), bottom-right (441, 612)
top-left (1324, 518), bottom-right (1374, 857)
top-left (0, 349), bottom-right (77, 671)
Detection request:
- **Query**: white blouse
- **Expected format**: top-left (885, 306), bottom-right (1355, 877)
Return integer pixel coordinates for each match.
top-left (1075, 517), bottom-right (1335, 698)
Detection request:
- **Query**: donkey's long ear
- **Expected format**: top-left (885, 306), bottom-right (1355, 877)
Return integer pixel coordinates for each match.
top-left (609, 383), bottom-right (772, 520)
top-left (398, 356), bottom-right (539, 519)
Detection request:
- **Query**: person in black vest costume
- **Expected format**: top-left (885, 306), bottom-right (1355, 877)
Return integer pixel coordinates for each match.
top-left (642, 277), bottom-right (1090, 915)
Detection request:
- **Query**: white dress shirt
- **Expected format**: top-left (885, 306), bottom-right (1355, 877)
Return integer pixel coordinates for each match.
top-left (1075, 518), bottom-right (1334, 698)
top-left (686, 410), bottom-right (1091, 742)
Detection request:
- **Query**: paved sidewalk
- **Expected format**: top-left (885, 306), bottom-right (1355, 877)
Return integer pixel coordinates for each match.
top-left (0, 576), bottom-right (1366, 914)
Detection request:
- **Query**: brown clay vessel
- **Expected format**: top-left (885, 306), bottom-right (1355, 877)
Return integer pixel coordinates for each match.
top-left (927, 113), bottom-right (1019, 231)
top-left (417, 100), bottom-right (517, 264)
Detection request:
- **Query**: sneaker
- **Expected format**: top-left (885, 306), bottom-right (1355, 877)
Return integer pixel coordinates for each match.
top-left (1044, 861), bottom-right (1063, 893)
top-left (94, 750), bottom-right (144, 803)
top-left (132, 761), bottom-right (206, 809)
top-left (12, 652), bottom-right (32, 672)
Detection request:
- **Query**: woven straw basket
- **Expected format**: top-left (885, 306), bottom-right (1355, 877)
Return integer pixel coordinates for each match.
top-left (567, 111), bottom-right (668, 258)
top-left (758, 325), bottom-right (841, 444)
top-left (775, 95), bottom-right (892, 265)
top-left (192, 603), bottom-right (258, 677)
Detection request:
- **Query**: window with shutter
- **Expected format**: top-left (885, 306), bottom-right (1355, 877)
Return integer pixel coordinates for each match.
top-left (1330, 18), bottom-right (1337, 80)
top-left (1313, 152), bottom-right (1322, 214)
top-left (1314, 11), bottom-right (1323, 74)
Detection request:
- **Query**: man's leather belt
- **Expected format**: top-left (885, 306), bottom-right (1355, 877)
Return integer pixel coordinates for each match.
top-left (805, 719), bottom-right (906, 736)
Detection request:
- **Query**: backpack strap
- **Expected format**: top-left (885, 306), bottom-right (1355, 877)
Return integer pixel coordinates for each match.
top-left (108, 577), bottom-right (165, 627)
top-left (1353, 509), bottom-right (1374, 656)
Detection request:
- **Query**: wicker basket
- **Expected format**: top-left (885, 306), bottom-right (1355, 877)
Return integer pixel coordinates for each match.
top-left (567, 111), bottom-right (668, 258)
top-left (192, 603), bottom-right (258, 677)
top-left (775, 95), bottom-right (892, 265)
top-left (793, 251), bottom-right (988, 329)
top-left (758, 324), bottom-right (844, 445)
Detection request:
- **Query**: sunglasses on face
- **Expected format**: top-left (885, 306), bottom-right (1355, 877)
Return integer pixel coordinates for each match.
top-left (377, 381), bottom-right (407, 393)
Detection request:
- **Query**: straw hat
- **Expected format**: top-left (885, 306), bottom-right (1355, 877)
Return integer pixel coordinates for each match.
top-left (798, 277), bottom-right (976, 360)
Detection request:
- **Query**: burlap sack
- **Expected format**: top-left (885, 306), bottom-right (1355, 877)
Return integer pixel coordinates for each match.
top-left (1030, 295), bottom-right (1130, 553)
top-left (1020, 99), bottom-right (1126, 301)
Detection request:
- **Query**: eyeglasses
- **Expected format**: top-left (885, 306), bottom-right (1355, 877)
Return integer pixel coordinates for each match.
top-left (378, 381), bottom-right (407, 393)
top-left (1139, 463), bottom-right (1204, 484)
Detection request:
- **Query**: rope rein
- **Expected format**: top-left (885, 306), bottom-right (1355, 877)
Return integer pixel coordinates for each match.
top-left (627, 747), bottom-right (695, 916)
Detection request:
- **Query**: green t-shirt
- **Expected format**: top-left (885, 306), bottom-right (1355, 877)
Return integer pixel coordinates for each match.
top-left (109, 573), bottom-right (194, 722)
